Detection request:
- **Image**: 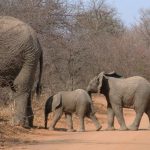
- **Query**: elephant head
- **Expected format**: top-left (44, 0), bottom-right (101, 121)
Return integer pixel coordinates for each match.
top-left (44, 94), bottom-right (62, 129)
top-left (86, 72), bottom-right (104, 95)
top-left (104, 71), bottom-right (123, 78)
top-left (86, 71), bottom-right (122, 95)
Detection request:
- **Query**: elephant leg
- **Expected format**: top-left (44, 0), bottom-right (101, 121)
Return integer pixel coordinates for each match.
top-left (13, 93), bottom-right (34, 128)
top-left (145, 102), bottom-right (150, 129)
top-left (128, 111), bottom-right (144, 131)
top-left (106, 103), bottom-right (115, 131)
top-left (79, 115), bottom-right (85, 132)
top-left (13, 92), bottom-right (33, 128)
top-left (78, 104), bottom-right (88, 132)
top-left (12, 65), bottom-right (36, 128)
top-left (65, 113), bottom-right (75, 132)
top-left (129, 98), bottom-right (146, 131)
top-left (88, 113), bottom-right (102, 131)
top-left (49, 107), bottom-right (63, 130)
top-left (145, 109), bottom-right (150, 129)
top-left (111, 103), bottom-right (128, 130)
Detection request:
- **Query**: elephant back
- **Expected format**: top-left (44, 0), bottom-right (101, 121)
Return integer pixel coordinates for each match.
top-left (0, 16), bottom-right (35, 56)
top-left (74, 89), bottom-right (93, 103)
top-left (0, 16), bottom-right (40, 85)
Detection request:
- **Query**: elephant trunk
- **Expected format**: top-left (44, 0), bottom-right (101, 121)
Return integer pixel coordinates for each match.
top-left (44, 95), bottom-right (53, 129)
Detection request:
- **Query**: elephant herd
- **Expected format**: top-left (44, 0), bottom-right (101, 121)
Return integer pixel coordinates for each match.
top-left (45, 72), bottom-right (150, 132)
top-left (0, 16), bottom-right (150, 131)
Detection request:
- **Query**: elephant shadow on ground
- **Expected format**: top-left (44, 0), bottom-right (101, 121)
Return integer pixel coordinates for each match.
top-left (32, 126), bottom-right (68, 132)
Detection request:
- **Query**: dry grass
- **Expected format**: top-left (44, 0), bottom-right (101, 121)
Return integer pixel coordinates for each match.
top-left (0, 106), bottom-right (31, 148)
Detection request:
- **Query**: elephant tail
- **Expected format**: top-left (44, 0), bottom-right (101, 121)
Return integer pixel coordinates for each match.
top-left (45, 95), bottom-right (53, 129)
top-left (36, 41), bottom-right (43, 100)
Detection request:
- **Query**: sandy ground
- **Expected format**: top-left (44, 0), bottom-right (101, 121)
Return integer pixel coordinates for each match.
top-left (5, 96), bottom-right (150, 150)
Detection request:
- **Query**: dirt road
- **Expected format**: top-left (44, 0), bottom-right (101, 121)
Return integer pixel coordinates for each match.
top-left (7, 96), bottom-right (150, 150)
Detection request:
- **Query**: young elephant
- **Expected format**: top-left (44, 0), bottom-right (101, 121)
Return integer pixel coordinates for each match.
top-left (44, 89), bottom-right (102, 132)
top-left (87, 71), bottom-right (150, 131)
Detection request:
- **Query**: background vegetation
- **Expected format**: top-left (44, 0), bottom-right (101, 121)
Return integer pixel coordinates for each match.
top-left (0, 0), bottom-right (150, 100)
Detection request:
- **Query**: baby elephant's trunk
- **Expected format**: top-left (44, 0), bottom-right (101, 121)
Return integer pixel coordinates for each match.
top-left (44, 95), bottom-right (53, 129)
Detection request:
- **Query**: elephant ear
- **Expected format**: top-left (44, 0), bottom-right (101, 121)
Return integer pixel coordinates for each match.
top-left (52, 93), bottom-right (62, 111)
top-left (104, 71), bottom-right (122, 78)
top-left (97, 72), bottom-right (105, 93)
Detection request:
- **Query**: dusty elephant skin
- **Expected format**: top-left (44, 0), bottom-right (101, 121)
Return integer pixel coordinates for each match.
top-left (0, 16), bottom-right (43, 128)
top-left (87, 71), bottom-right (150, 131)
top-left (45, 89), bottom-right (102, 132)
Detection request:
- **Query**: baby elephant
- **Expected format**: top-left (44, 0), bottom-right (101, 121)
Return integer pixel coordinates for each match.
top-left (44, 89), bottom-right (102, 132)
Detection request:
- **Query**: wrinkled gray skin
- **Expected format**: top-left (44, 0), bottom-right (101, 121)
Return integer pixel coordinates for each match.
top-left (0, 16), bottom-right (43, 128)
top-left (87, 71), bottom-right (150, 131)
top-left (45, 89), bottom-right (102, 132)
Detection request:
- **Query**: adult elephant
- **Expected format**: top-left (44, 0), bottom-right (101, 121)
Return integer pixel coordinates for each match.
top-left (0, 16), bottom-right (43, 128)
top-left (45, 89), bottom-right (102, 132)
top-left (86, 71), bottom-right (150, 131)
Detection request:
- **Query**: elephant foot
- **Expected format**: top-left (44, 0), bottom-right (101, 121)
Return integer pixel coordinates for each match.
top-left (105, 126), bottom-right (115, 131)
top-left (67, 129), bottom-right (76, 132)
top-left (49, 127), bottom-right (55, 131)
top-left (22, 124), bottom-right (32, 129)
top-left (118, 126), bottom-right (128, 131)
top-left (96, 125), bottom-right (102, 131)
top-left (11, 117), bottom-right (32, 129)
top-left (128, 125), bottom-right (138, 131)
top-left (78, 129), bottom-right (85, 132)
